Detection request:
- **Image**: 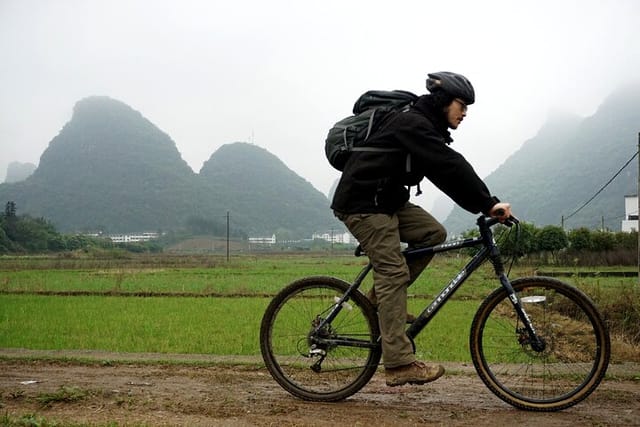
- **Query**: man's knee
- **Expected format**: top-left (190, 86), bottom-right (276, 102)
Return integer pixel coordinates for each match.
top-left (414, 223), bottom-right (446, 247)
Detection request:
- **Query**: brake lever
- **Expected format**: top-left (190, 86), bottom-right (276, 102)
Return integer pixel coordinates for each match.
top-left (504, 215), bottom-right (520, 227)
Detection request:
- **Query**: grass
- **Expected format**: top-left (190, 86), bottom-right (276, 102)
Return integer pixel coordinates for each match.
top-left (0, 294), bottom-right (477, 361)
top-left (0, 253), bottom-right (638, 363)
top-left (0, 254), bottom-right (500, 297)
top-left (35, 386), bottom-right (88, 407)
top-left (408, 298), bottom-right (480, 361)
top-left (0, 295), bottom-right (266, 355)
top-left (0, 255), bottom-right (371, 295)
top-left (0, 412), bottom-right (109, 427)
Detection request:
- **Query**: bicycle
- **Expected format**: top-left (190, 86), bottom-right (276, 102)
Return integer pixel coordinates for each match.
top-left (259, 215), bottom-right (610, 411)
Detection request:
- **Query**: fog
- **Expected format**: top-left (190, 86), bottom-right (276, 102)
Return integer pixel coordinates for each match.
top-left (1, 0), bottom-right (639, 210)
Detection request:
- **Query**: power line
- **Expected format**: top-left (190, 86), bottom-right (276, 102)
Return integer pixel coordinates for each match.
top-left (578, 209), bottom-right (637, 225)
top-left (564, 150), bottom-right (639, 221)
top-left (606, 211), bottom-right (636, 221)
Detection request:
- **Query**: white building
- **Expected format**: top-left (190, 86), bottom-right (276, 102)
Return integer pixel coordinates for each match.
top-left (248, 235), bottom-right (277, 245)
top-left (109, 232), bottom-right (159, 243)
top-left (312, 230), bottom-right (357, 245)
top-left (621, 195), bottom-right (638, 232)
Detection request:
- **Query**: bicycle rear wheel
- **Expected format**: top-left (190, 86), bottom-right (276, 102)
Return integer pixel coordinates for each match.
top-left (260, 276), bottom-right (381, 401)
top-left (470, 277), bottom-right (610, 411)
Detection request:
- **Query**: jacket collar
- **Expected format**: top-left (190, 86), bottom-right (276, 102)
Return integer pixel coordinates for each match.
top-left (413, 95), bottom-right (454, 144)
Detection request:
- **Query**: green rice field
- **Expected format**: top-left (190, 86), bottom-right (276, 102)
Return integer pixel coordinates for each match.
top-left (1, 253), bottom-right (637, 363)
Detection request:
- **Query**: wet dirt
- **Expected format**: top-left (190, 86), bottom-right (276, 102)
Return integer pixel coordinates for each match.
top-left (0, 350), bottom-right (639, 426)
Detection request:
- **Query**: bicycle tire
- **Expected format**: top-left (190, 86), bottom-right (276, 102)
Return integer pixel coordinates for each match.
top-left (260, 276), bottom-right (381, 401)
top-left (469, 276), bottom-right (610, 411)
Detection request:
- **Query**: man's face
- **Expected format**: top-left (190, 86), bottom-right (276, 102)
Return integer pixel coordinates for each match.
top-left (445, 98), bottom-right (467, 129)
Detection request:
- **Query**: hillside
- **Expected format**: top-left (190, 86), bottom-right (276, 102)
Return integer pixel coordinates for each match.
top-left (4, 162), bottom-right (36, 183)
top-left (199, 142), bottom-right (339, 237)
top-left (443, 84), bottom-right (640, 234)
top-left (0, 97), bottom-right (203, 233)
top-left (0, 97), bottom-right (340, 238)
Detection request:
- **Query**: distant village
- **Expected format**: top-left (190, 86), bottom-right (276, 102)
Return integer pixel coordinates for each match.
top-left (92, 229), bottom-right (357, 246)
top-left (88, 195), bottom-right (639, 248)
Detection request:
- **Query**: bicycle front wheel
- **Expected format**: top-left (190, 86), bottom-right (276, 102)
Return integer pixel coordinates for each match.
top-left (470, 277), bottom-right (610, 411)
top-left (260, 276), bottom-right (381, 402)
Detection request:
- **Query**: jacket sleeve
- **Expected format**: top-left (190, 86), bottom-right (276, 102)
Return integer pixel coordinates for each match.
top-left (392, 115), bottom-right (499, 215)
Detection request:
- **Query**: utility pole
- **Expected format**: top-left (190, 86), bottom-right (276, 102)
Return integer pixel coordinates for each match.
top-left (330, 228), bottom-right (334, 254)
top-left (637, 133), bottom-right (639, 284)
top-left (227, 211), bottom-right (230, 262)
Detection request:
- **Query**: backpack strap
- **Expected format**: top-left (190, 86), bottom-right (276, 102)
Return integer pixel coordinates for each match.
top-left (351, 110), bottom-right (410, 171)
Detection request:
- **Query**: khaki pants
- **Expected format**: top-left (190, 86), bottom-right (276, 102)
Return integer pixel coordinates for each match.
top-left (336, 202), bottom-right (446, 368)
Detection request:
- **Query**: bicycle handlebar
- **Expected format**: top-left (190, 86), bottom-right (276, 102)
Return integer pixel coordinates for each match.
top-left (485, 208), bottom-right (519, 228)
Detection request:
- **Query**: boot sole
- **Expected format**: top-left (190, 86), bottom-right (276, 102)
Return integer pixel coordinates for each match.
top-left (386, 378), bottom-right (440, 387)
top-left (385, 369), bottom-right (445, 387)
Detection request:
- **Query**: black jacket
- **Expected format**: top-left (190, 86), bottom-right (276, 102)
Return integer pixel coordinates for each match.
top-left (331, 95), bottom-right (499, 215)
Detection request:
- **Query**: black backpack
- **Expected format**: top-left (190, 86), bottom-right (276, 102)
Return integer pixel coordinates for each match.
top-left (324, 90), bottom-right (418, 171)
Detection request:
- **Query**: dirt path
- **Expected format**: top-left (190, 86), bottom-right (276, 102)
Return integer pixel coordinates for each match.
top-left (1, 350), bottom-right (639, 426)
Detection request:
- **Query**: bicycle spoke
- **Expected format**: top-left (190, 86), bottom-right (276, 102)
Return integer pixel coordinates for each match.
top-left (260, 277), bottom-right (381, 401)
top-left (470, 277), bottom-right (609, 411)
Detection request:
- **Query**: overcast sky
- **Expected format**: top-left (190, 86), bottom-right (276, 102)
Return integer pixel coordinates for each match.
top-left (1, 0), bottom-right (639, 211)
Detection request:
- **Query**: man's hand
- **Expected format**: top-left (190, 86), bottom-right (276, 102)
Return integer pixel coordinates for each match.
top-left (490, 203), bottom-right (512, 222)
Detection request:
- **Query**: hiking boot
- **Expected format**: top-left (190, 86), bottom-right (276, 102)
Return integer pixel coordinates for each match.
top-left (385, 361), bottom-right (444, 387)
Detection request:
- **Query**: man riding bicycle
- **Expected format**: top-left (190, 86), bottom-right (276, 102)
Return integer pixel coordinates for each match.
top-left (331, 71), bottom-right (512, 386)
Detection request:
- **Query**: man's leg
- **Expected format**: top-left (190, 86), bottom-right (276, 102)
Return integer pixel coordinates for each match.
top-left (338, 212), bottom-right (415, 368)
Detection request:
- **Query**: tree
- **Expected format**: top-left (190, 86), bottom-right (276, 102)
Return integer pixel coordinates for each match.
top-left (568, 228), bottom-right (593, 251)
top-left (614, 230), bottom-right (637, 250)
top-left (12, 216), bottom-right (59, 252)
top-left (591, 231), bottom-right (615, 252)
top-left (2, 202), bottom-right (19, 242)
top-left (537, 225), bottom-right (568, 263)
top-left (4, 201), bottom-right (16, 218)
top-left (495, 222), bottom-right (538, 258)
top-left (0, 227), bottom-right (13, 253)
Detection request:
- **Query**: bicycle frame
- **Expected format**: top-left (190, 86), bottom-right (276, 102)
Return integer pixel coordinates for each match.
top-left (316, 215), bottom-right (545, 352)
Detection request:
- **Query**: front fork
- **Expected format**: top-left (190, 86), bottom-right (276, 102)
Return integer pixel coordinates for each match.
top-left (498, 272), bottom-right (546, 352)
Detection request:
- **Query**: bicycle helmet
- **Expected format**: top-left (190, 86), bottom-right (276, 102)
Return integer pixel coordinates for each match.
top-left (426, 71), bottom-right (475, 105)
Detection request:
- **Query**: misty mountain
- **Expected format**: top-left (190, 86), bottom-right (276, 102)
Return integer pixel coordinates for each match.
top-left (8, 96), bottom-right (202, 233)
top-left (4, 162), bottom-right (36, 183)
top-left (4, 85), bottom-right (637, 240)
top-left (0, 96), bottom-right (340, 237)
top-left (199, 142), bottom-right (339, 237)
top-left (442, 84), bottom-right (640, 234)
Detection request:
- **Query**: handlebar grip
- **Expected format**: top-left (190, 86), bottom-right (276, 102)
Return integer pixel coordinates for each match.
top-left (491, 208), bottom-right (519, 224)
top-left (488, 211), bottom-right (519, 227)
